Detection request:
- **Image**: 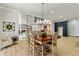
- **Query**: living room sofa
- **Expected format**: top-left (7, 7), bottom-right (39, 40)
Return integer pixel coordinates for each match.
top-left (0, 36), bottom-right (13, 50)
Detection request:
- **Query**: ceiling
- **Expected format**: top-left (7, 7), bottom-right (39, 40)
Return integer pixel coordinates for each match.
top-left (0, 3), bottom-right (79, 20)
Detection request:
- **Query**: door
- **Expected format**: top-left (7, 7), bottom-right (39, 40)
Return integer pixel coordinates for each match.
top-left (58, 27), bottom-right (63, 36)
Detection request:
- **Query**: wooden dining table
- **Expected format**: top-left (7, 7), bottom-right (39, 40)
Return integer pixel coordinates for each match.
top-left (33, 32), bottom-right (60, 56)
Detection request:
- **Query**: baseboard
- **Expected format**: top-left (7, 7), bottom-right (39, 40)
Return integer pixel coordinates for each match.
top-left (67, 35), bottom-right (79, 37)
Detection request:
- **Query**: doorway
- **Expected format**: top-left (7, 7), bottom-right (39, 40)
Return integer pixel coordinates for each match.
top-left (54, 21), bottom-right (68, 36)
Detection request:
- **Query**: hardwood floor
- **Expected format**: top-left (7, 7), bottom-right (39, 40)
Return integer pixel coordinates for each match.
top-left (57, 37), bottom-right (79, 56)
top-left (0, 37), bottom-right (79, 56)
top-left (0, 41), bottom-right (27, 56)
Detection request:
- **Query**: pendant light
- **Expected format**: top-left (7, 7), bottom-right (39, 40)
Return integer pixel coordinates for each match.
top-left (41, 3), bottom-right (50, 25)
top-left (36, 3), bottom-right (46, 24)
top-left (41, 3), bottom-right (44, 21)
top-left (36, 3), bottom-right (44, 24)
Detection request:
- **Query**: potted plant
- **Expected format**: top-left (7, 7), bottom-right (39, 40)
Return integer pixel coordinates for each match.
top-left (41, 32), bottom-right (47, 38)
top-left (41, 32), bottom-right (48, 42)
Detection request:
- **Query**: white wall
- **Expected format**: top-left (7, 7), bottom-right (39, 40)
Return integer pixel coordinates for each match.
top-left (68, 19), bottom-right (79, 36)
top-left (0, 8), bottom-right (19, 37)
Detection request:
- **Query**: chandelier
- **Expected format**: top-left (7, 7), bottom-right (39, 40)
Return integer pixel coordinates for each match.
top-left (36, 3), bottom-right (50, 24)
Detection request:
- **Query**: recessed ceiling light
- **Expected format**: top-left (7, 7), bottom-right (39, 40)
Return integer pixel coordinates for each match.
top-left (59, 15), bottom-right (63, 18)
top-left (51, 10), bottom-right (54, 14)
top-left (72, 20), bottom-right (77, 25)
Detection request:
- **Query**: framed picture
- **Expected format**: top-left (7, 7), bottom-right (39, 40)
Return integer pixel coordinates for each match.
top-left (3, 21), bottom-right (15, 31)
